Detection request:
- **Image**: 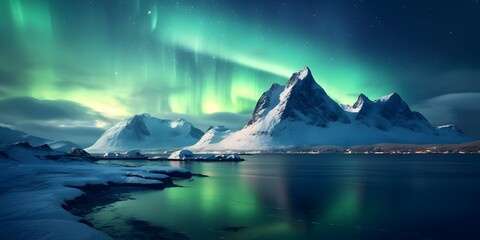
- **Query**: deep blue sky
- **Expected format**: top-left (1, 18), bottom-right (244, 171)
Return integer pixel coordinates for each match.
top-left (1, 0), bottom-right (479, 146)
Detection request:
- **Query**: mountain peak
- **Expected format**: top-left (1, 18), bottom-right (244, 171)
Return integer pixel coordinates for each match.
top-left (170, 117), bottom-right (193, 129)
top-left (354, 92), bottom-right (439, 133)
top-left (358, 93), bottom-right (368, 99)
top-left (128, 113), bottom-right (151, 123)
top-left (246, 67), bottom-right (350, 129)
top-left (298, 66), bottom-right (311, 79)
top-left (286, 66), bottom-right (317, 90)
top-left (124, 114), bottom-right (150, 139)
top-left (352, 93), bottom-right (372, 110)
top-left (378, 92), bottom-right (401, 103)
top-left (136, 113), bottom-right (151, 118)
top-left (87, 115), bottom-right (204, 152)
top-left (174, 118), bottom-right (187, 123)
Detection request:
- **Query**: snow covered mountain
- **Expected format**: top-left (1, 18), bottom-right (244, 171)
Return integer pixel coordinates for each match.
top-left (349, 92), bottom-right (438, 134)
top-left (189, 126), bottom-right (234, 150)
top-left (0, 126), bottom-right (47, 146)
top-left (86, 114), bottom-right (204, 152)
top-left (0, 126), bottom-right (80, 152)
top-left (436, 124), bottom-right (468, 141)
top-left (246, 67), bottom-right (350, 128)
top-left (200, 67), bottom-right (472, 150)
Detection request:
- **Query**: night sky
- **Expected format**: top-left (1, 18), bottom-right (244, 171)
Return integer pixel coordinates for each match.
top-left (1, 0), bottom-right (479, 146)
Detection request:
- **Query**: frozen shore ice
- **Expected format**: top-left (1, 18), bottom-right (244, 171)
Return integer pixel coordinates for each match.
top-left (0, 143), bottom-right (192, 239)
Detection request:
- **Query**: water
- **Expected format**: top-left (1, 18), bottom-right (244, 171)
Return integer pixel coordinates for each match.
top-left (85, 154), bottom-right (480, 239)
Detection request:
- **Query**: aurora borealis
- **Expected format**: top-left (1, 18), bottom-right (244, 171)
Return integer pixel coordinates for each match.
top-left (1, 0), bottom-right (480, 146)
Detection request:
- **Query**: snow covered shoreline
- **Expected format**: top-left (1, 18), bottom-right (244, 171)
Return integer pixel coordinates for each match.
top-left (0, 143), bottom-right (195, 240)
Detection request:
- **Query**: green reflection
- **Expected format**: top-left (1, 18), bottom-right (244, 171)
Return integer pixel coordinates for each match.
top-left (322, 187), bottom-right (361, 222)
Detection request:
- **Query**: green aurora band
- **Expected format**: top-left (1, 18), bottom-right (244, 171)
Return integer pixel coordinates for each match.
top-left (1, 0), bottom-right (395, 120)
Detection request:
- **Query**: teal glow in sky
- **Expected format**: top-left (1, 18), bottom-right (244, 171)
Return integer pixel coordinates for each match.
top-left (1, 0), bottom-right (479, 145)
top-left (1, 0), bottom-right (389, 115)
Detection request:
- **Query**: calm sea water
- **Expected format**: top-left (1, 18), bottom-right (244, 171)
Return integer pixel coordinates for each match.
top-left (87, 154), bottom-right (480, 240)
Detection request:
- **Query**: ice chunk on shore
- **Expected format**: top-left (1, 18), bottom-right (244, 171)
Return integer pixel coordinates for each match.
top-left (168, 149), bottom-right (194, 159)
top-left (103, 150), bottom-right (143, 158)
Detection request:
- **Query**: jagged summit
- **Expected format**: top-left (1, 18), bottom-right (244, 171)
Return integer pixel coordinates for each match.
top-left (353, 92), bottom-right (437, 133)
top-left (128, 113), bottom-right (153, 122)
top-left (284, 67), bottom-right (328, 99)
top-left (123, 114), bottom-right (151, 140)
top-left (298, 66), bottom-right (311, 78)
top-left (246, 67), bottom-right (350, 129)
top-left (351, 93), bottom-right (373, 112)
top-left (377, 92), bottom-right (401, 102)
top-left (286, 67), bottom-right (316, 88)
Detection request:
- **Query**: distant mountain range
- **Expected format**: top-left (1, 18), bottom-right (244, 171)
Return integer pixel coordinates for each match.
top-left (0, 126), bottom-right (80, 152)
top-left (86, 67), bottom-right (474, 152)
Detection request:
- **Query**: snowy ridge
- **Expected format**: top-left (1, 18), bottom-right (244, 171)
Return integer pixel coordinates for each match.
top-left (189, 126), bottom-right (234, 150)
top-left (46, 140), bottom-right (82, 153)
top-left (86, 114), bottom-right (204, 152)
top-left (354, 92), bottom-right (437, 134)
top-left (436, 124), bottom-right (468, 141)
top-left (197, 67), bottom-right (472, 150)
top-left (0, 126), bottom-right (48, 146)
top-left (0, 126), bottom-right (80, 152)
